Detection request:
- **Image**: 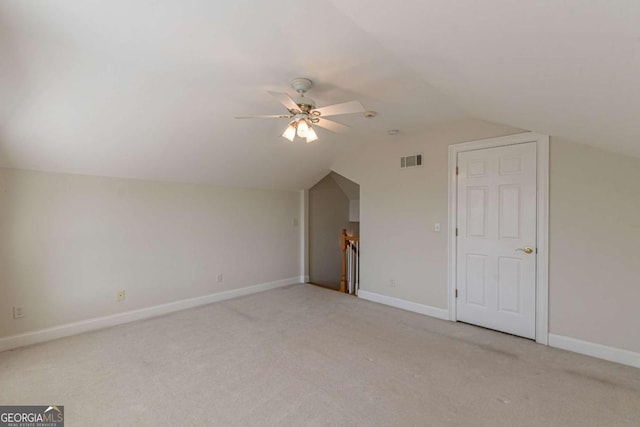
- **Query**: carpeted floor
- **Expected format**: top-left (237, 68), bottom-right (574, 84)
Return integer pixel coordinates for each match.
top-left (0, 284), bottom-right (638, 426)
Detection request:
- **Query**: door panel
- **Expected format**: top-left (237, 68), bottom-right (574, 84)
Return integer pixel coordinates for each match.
top-left (498, 257), bottom-right (520, 313)
top-left (466, 254), bottom-right (487, 306)
top-left (456, 142), bottom-right (537, 339)
top-left (499, 185), bottom-right (521, 239)
top-left (467, 187), bottom-right (488, 237)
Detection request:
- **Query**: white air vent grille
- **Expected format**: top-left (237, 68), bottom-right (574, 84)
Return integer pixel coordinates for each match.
top-left (400, 154), bottom-right (423, 168)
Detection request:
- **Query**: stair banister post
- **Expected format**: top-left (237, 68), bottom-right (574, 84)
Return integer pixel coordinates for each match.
top-left (340, 228), bottom-right (347, 293)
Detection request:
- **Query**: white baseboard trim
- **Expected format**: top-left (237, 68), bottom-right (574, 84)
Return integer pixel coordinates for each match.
top-left (358, 290), bottom-right (449, 321)
top-left (548, 333), bottom-right (640, 369)
top-left (300, 275), bottom-right (310, 283)
top-left (0, 276), bottom-right (301, 353)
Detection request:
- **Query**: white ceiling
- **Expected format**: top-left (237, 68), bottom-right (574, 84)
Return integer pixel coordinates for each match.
top-left (1, 1), bottom-right (638, 189)
top-left (333, 0), bottom-right (640, 158)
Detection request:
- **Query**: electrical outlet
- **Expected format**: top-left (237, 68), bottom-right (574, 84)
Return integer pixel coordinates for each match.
top-left (13, 306), bottom-right (25, 319)
top-left (292, 218), bottom-right (299, 227)
top-left (217, 274), bottom-right (223, 283)
top-left (390, 279), bottom-right (396, 288)
top-left (434, 223), bottom-right (441, 232)
top-left (117, 290), bottom-right (125, 302)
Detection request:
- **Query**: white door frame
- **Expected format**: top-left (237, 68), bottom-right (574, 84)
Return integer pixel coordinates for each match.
top-left (447, 132), bottom-right (549, 344)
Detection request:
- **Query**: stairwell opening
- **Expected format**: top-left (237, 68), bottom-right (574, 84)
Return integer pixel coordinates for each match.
top-left (308, 172), bottom-right (359, 292)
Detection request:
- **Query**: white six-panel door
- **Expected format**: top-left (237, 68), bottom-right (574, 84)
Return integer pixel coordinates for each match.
top-left (456, 142), bottom-right (537, 339)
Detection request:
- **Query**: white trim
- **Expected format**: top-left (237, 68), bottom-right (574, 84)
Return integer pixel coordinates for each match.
top-left (549, 334), bottom-right (640, 369)
top-left (358, 290), bottom-right (449, 320)
top-left (0, 277), bottom-right (301, 353)
top-left (536, 135), bottom-right (550, 344)
top-left (447, 143), bottom-right (459, 322)
top-left (300, 189), bottom-right (309, 281)
top-left (447, 132), bottom-right (550, 344)
top-left (301, 275), bottom-right (310, 283)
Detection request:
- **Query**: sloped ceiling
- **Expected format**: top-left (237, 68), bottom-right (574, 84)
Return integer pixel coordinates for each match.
top-left (332, 0), bottom-right (640, 158)
top-left (1, 1), bottom-right (638, 190)
top-left (330, 172), bottom-right (360, 201)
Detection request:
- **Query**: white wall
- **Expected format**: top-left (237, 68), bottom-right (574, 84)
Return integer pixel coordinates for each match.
top-left (0, 168), bottom-right (302, 338)
top-left (332, 118), bottom-right (640, 355)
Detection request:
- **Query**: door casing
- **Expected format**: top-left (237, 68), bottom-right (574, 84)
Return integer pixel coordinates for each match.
top-left (448, 132), bottom-right (549, 344)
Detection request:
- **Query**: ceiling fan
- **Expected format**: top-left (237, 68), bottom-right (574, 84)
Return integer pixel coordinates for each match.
top-left (235, 78), bottom-right (366, 143)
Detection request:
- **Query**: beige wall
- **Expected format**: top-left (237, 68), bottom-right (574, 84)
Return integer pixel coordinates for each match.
top-left (0, 169), bottom-right (302, 338)
top-left (332, 118), bottom-right (640, 354)
top-left (332, 119), bottom-right (521, 307)
top-left (549, 140), bottom-right (640, 352)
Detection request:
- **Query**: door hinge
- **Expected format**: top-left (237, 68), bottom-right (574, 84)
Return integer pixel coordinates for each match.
top-left (455, 228), bottom-right (458, 237)
top-left (455, 289), bottom-right (458, 298)
top-left (456, 166), bottom-right (459, 176)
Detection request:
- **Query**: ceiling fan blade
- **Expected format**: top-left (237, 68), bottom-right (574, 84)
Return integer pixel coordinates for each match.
top-left (313, 100), bottom-right (365, 117)
top-left (314, 118), bottom-right (350, 134)
top-left (235, 114), bottom-right (292, 119)
top-left (267, 91), bottom-right (301, 112)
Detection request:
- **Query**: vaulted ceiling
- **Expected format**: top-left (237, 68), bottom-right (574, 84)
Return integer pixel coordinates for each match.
top-left (1, 1), bottom-right (638, 189)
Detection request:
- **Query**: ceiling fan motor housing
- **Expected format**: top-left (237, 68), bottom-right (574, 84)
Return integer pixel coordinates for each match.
top-left (293, 97), bottom-right (316, 112)
top-left (291, 78), bottom-right (315, 112)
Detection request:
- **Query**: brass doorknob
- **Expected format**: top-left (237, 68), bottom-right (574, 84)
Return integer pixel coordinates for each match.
top-left (516, 247), bottom-right (534, 254)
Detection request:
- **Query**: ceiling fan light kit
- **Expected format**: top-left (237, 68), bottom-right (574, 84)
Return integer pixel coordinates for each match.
top-left (282, 121), bottom-right (297, 142)
top-left (306, 126), bottom-right (318, 143)
top-left (236, 77), bottom-right (367, 143)
top-left (296, 118), bottom-right (310, 137)
top-left (281, 117), bottom-right (318, 143)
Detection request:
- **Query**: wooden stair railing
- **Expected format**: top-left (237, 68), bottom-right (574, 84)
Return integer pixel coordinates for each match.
top-left (340, 229), bottom-right (360, 295)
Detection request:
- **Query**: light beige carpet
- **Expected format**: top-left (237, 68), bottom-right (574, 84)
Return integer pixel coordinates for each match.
top-left (0, 284), bottom-right (638, 426)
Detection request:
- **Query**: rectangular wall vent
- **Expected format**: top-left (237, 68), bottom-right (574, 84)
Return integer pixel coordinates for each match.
top-left (400, 154), bottom-right (423, 169)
